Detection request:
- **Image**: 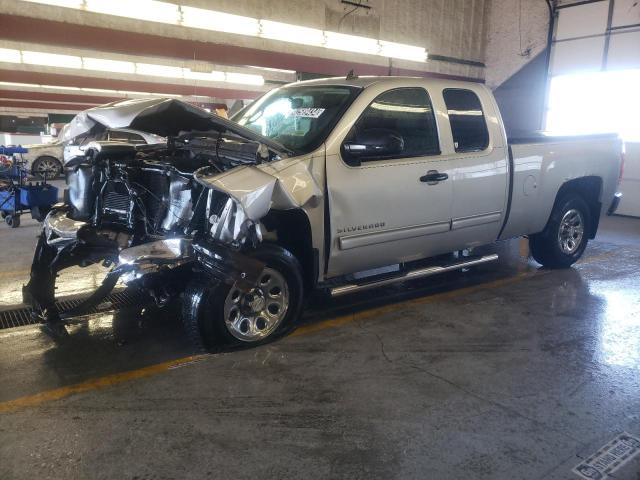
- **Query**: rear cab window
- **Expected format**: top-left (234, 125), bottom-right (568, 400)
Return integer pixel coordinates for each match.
top-left (443, 89), bottom-right (489, 153)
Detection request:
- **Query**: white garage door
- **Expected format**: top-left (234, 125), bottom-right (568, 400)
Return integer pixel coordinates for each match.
top-left (547, 0), bottom-right (640, 216)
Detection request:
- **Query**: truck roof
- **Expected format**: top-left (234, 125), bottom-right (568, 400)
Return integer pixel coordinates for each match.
top-left (284, 75), bottom-right (483, 90)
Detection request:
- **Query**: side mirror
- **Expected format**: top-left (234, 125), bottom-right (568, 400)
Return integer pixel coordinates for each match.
top-left (342, 128), bottom-right (404, 165)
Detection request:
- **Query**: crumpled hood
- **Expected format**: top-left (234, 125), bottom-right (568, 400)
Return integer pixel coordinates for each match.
top-left (61, 97), bottom-right (290, 155)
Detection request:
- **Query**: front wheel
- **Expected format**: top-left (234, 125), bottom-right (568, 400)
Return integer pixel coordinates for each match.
top-left (529, 193), bottom-right (591, 268)
top-left (182, 244), bottom-right (304, 351)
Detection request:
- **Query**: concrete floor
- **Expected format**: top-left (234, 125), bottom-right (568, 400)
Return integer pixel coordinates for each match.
top-left (0, 213), bottom-right (639, 479)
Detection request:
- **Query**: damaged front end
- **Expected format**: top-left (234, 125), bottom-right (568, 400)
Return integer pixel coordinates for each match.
top-left (22, 98), bottom-right (296, 335)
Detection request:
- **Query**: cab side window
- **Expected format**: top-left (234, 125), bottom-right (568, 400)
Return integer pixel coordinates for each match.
top-left (342, 87), bottom-right (439, 165)
top-left (443, 89), bottom-right (489, 153)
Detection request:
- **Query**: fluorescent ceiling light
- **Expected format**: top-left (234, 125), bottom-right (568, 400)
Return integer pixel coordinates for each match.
top-left (324, 32), bottom-right (380, 55)
top-left (0, 81), bottom-right (37, 88)
top-left (17, 0), bottom-right (429, 63)
top-left (136, 63), bottom-right (183, 78)
top-left (119, 90), bottom-right (151, 96)
top-left (82, 88), bottom-right (119, 94)
top-left (85, 0), bottom-right (179, 23)
top-left (379, 40), bottom-right (427, 62)
top-left (22, 51), bottom-right (82, 69)
top-left (181, 6), bottom-right (259, 36)
top-left (225, 72), bottom-right (264, 86)
top-left (41, 85), bottom-right (82, 91)
top-left (184, 68), bottom-right (226, 82)
top-left (0, 48), bottom-right (21, 63)
top-left (5, 45), bottom-right (265, 87)
top-left (21, 0), bottom-right (83, 8)
top-left (83, 57), bottom-right (136, 74)
top-left (260, 20), bottom-right (325, 47)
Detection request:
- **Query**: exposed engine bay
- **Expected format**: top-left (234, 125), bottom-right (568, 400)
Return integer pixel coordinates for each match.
top-left (24, 98), bottom-right (298, 332)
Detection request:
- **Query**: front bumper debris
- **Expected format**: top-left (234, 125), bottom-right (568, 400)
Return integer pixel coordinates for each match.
top-left (24, 210), bottom-right (265, 329)
top-left (607, 192), bottom-right (622, 215)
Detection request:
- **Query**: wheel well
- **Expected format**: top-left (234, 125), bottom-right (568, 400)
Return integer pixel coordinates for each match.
top-left (261, 209), bottom-right (318, 291)
top-left (554, 176), bottom-right (602, 239)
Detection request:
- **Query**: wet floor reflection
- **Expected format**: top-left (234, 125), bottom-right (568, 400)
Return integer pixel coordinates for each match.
top-left (0, 234), bottom-right (638, 400)
top-left (596, 287), bottom-right (640, 368)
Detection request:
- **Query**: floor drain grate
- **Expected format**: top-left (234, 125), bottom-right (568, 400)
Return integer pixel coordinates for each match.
top-left (0, 289), bottom-right (149, 330)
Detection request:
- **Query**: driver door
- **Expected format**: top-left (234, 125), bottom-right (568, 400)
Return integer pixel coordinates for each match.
top-left (326, 87), bottom-right (454, 277)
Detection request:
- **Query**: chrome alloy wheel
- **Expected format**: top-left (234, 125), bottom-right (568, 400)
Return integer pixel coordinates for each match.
top-left (223, 267), bottom-right (290, 342)
top-left (34, 158), bottom-right (60, 177)
top-left (557, 208), bottom-right (585, 255)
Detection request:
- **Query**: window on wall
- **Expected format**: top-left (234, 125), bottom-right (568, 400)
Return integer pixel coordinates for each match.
top-left (545, 69), bottom-right (640, 142)
top-left (443, 89), bottom-right (489, 152)
top-left (344, 87), bottom-right (440, 163)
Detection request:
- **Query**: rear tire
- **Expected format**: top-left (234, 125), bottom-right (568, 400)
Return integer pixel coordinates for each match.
top-left (529, 193), bottom-right (591, 268)
top-left (182, 244), bottom-right (304, 351)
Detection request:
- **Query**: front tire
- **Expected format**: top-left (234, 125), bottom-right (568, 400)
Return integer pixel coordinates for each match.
top-left (529, 193), bottom-right (591, 268)
top-left (182, 244), bottom-right (304, 351)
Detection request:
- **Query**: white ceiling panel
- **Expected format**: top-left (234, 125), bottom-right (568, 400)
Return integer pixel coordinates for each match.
top-left (555, 1), bottom-right (611, 40)
top-left (551, 37), bottom-right (606, 74)
top-left (607, 31), bottom-right (640, 69)
top-left (612, 0), bottom-right (640, 27)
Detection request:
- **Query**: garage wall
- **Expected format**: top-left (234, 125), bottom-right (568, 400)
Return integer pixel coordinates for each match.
top-left (483, 0), bottom-right (550, 89)
top-left (483, 0), bottom-right (551, 134)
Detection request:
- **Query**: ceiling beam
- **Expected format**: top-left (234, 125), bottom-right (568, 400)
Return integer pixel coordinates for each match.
top-left (0, 69), bottom-right (262, 100)
top-left (0, 13), bottom-right (481, 83)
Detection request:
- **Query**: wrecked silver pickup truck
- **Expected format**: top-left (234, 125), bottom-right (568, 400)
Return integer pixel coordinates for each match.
top-left (25, 77), bottom-right (623, 349)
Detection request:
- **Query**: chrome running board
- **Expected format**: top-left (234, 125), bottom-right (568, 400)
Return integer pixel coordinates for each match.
top-left (330, 254), bottom-right (499, 297)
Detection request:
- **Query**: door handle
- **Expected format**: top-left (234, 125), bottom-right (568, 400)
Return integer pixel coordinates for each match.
top-left (420, 170), bottom-right (449, 184)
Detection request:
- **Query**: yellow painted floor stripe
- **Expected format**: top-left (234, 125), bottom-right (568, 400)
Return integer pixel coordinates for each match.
top-left (0, 355), bottom-right (207, 414)
top-left (0, 248), bottom-right (617, 414)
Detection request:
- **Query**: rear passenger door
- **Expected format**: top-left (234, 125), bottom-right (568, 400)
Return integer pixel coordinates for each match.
top-left (442, 88), bottom-right (508, 247)
top-left (326, 87), bottom-right (455, 276)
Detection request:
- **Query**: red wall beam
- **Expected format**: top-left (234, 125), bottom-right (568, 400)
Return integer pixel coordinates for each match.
top-left (0, 69), bottom-right (261, 100)
top-left (0, 100), bottom-right (97, 111)
top-left (0, 13), bottom-right (481, 82)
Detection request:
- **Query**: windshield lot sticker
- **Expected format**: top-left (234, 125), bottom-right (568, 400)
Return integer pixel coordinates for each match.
top-left (573, 432), bottom-right (640, 479)
top-left (290, 108), bottom-right (325, 118)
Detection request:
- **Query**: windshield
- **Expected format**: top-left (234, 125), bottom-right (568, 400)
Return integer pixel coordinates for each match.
top-left (236, 85), bottom-right (361, 155)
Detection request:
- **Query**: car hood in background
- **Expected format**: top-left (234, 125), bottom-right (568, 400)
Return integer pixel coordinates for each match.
top-left (61, 97), bottom-right (290, 156)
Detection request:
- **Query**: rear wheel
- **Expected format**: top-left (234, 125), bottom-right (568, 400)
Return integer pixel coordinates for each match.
top-left (182, 244), bottom-right (304, 351)
top-left (32, 156), bottom-right (62, 179)
top-left (529, 193), bottom-right (591, 268)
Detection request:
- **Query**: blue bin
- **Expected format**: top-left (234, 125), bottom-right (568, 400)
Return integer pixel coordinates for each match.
top-left (0, 189), bottom-right (16, 212)
top-left (18, 184), bottom-right (58, 208)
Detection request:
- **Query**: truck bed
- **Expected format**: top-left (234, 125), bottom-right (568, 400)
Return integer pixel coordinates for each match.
top-left (499, 133), bottom-right (622, 240)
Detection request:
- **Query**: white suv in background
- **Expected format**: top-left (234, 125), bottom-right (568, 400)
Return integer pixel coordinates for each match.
top-left (63, 128), bottom-right (165, 164)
